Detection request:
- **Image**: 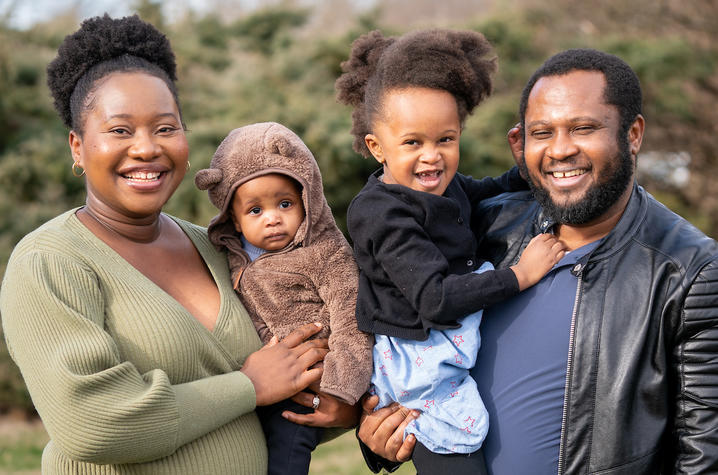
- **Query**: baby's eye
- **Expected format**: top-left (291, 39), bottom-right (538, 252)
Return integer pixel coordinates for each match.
top-left (279, 200), bottom-right (293, 209)
top-left (248, 207), bottom-right (261, 215)
top-left (439, 136), bottom-right (455, 143)
top-left (403, 139), bottom-right (419, 146)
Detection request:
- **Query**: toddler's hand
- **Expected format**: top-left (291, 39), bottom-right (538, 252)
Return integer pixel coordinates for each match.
top-left (510, 233), bottom-right (566, 291)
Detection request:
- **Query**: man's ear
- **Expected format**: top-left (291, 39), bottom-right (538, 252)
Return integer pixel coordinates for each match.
top-left (365, 134), bottom-right (384, 165)
top-left (68, 130), bottom-right (83, 166)
top-left (628, 114), bottom-right (645, 159)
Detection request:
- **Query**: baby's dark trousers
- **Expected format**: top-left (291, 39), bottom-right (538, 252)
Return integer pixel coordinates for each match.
top-left (256, 398), bottom-right (325, 475)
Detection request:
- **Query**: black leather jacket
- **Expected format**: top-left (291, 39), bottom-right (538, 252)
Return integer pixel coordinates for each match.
top-left (473, 183), bottom-right (718, 474)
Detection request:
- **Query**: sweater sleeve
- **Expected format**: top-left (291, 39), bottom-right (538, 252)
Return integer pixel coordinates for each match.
top-left (0, 251), bottom-right (256, 465)
top-left (349, 192), bottom-right (519, 331)
top-left (312, 242), bottom-right (373, 405)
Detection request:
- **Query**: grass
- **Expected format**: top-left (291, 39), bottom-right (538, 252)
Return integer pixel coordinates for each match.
top-left (0, 418), bottom-right (415, 475)
top-left (310, 430), bottom-right (416, 474)
top-left (0, 417), bottom-right (47, 475)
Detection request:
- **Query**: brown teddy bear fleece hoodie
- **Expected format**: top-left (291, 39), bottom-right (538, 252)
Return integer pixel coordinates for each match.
top-left (195, 122), bottom-right (372, 405)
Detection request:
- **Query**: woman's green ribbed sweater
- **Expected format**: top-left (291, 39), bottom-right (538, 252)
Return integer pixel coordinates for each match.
top-left (0, 209), bottom-right (268, 474)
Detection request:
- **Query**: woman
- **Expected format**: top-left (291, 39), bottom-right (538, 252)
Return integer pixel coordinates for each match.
top-left (0, 14), bottom-right (355, 474)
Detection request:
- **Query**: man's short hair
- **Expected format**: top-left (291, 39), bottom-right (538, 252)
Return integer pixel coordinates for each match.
top-left (519, 48), bottom-right (642, 137)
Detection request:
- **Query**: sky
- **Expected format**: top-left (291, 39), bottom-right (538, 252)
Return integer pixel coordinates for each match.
top-left (0, 0), bottom-right (265, 29)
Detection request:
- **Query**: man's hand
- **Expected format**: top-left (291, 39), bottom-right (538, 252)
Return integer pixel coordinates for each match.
top-left (356, 394), bottom-right (418, 462)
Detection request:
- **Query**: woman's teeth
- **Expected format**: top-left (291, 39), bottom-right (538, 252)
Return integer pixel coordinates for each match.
top-left (124, 171), bottom-right (161, 180)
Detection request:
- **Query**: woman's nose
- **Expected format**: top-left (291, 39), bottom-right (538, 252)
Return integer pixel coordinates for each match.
top-left (128, 131), bottom-right (161, 160)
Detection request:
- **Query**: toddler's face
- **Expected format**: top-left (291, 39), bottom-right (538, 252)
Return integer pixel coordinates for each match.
top-left (231, 173), bottom-right (305, 252)
top-left (364, 87), bottom-right (461, 196)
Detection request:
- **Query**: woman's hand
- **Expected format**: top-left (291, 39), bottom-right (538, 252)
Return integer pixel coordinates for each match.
top-left (282, 382), bottom-right (361, 428)
top-left (241, 322), bottom-right (328, 406)
top-left (356, 394), bottom-right (418, 462)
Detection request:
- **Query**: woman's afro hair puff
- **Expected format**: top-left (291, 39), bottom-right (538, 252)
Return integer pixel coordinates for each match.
top-left (335, 29), bottom-right (497, 157)
top-left (47, 14), bottom-right (176, 128)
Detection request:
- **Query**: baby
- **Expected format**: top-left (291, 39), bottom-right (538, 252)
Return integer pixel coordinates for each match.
top-left (195, 122), bottom-right (372, 475)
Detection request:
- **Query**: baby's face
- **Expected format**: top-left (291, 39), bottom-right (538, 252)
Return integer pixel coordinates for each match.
top-left (231, 173), bottom-right (305, 252)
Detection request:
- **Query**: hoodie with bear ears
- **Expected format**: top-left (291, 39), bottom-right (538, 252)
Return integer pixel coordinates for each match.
top-left (195, 122), bottom-right (372, 405)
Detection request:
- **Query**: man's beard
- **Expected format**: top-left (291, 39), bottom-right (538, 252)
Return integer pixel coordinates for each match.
top-left (518, 139), bottom-right (634, 225)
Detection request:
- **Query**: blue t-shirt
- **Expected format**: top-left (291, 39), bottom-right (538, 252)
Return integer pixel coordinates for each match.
top-left (472, 241), bottom-right (599, 475)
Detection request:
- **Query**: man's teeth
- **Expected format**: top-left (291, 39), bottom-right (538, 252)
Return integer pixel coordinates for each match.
top-left (552, 169), bottom-right (586, 178)
top-left (124, 171), bottom-right (161, 180)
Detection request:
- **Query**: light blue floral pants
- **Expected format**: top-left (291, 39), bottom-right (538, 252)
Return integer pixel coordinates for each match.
top-left (370, 262), bottom-right (492, 454)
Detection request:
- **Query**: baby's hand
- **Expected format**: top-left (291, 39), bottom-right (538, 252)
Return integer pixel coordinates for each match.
top-left (510, 234), bottom-right (566, 291)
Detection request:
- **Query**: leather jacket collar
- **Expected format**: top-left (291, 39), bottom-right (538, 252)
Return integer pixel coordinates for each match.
top-left (534, 181), bottom-right (645, 276)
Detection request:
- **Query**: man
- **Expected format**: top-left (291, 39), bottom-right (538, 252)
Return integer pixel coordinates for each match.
top-left (358, 49), bottom-right (718, 474)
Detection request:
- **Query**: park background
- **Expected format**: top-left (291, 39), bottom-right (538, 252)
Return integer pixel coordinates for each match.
top-left (0, 0), bottom-right (715, 472)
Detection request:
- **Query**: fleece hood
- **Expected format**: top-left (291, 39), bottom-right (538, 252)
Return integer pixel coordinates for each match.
top-left (195, 122), bottom-right (336, 277)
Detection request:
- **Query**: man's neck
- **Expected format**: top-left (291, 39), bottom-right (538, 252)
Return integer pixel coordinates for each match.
top-left (555, 185), bottom-right (633, 251)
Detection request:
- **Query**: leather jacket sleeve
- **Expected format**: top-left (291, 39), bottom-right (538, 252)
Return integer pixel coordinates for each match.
top-left (673, 258), bottom-right (718, 473)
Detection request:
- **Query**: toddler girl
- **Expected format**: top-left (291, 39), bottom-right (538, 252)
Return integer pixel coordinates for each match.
top-left (336, 29), bottom-right (565, 474)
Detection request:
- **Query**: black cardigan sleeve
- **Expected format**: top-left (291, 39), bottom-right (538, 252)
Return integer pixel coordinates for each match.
top-left (460, 165), bottom-right (528, 204)
top-left (348, 186), bottom-right (519, 335)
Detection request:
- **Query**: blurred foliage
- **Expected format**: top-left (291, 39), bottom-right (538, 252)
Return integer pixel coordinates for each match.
top-left (0, 0), bottom-right (716, 414)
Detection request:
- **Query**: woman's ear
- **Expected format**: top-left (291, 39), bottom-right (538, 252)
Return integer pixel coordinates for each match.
top-left (365, 134), bottom-right (384, 165)
top-left (69, 130), bottom-right (82, 166)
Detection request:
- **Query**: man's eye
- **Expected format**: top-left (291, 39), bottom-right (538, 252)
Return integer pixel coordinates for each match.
top-left (249, 207), bottom-right (261, 215)
top-left (531, 130), bottom-right (551, 138)
top-left (574, 126), bottom-right (595, 134)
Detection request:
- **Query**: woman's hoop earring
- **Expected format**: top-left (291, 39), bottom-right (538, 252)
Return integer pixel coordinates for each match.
top-left (71, 162), bottom-right (85, 177)
top-left (186, 161), bottom-right (191, 171)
